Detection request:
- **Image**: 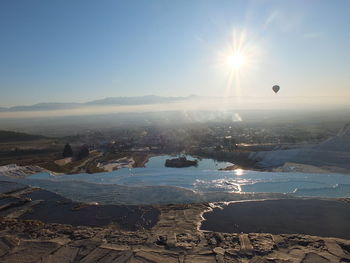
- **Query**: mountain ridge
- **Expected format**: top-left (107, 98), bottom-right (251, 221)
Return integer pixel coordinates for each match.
top-left (0, 130), bottom-right (47, 142)
top-left (0, 95), bottom-right (198, 112)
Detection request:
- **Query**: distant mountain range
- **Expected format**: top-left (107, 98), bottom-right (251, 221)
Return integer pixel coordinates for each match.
top-left (0, 95), bottom-right (198, 112)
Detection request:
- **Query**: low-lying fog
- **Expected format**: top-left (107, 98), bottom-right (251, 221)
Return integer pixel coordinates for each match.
top-left (0, 96), bottom-right (349, 136)
top-left (1, 95), bottom-right (349, 118)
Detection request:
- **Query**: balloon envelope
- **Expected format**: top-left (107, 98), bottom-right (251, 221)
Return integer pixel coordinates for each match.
top-left (272, 85), bottom-right (280, 93)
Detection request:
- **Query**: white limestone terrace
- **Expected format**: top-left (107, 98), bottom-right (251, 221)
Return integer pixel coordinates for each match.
top-left (0, 164), bottom-right (46, 178)
top-left (249, 123), bottom-right (350, 172)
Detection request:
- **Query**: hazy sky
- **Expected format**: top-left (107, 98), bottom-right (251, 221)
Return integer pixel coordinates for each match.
top-left (1, 0), bottom-right (350, 107)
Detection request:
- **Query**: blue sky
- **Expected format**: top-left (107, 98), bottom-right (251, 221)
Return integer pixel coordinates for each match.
top-left (1, 0), bottom-right (350, 107)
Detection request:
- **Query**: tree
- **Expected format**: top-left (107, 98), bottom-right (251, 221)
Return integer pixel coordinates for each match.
top-left (62, 143), bottom-right (73, 158)
top-left (76, 145), bottom-right (89, 160)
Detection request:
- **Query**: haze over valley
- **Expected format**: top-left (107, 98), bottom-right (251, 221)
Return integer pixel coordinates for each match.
top-left (1, 0), bottom-right (350, 262)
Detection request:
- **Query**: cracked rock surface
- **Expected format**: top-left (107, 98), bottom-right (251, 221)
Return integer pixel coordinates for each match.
top-left (0, 183), bottom-right (349, 262)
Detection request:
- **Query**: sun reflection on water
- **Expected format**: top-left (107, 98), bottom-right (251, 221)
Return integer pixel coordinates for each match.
top-left (234, 168), bottom-right (244, 176)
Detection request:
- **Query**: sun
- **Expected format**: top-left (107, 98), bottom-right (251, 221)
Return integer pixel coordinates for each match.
top-left (227, 51), bottom-right (245, 70)
top-left (216, 29), bottom-right (261, 99)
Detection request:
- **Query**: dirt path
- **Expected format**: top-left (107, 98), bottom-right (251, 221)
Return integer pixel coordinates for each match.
top-left (71, 152), bottom-right (103, 173)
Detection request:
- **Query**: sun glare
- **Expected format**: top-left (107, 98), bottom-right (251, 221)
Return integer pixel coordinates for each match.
top-left (234, 169), bottom-right (244, 176)
top-left (227, 52), bottom-right (245, 70)
top-left (217, 29), bottom-right (261, 101)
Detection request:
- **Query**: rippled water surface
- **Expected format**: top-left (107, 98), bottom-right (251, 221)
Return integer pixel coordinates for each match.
top-left (145, 155), bottom-right (233, 170)
top-left (26, 155), bottom-right (350, 198)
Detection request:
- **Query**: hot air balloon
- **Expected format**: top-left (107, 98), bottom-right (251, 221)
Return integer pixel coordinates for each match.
top-left (272, 85), bottom-right (280, 94)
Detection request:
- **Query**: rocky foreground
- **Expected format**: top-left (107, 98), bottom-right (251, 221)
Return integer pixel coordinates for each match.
top-left (0, 183), bottom-right (349, 262)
